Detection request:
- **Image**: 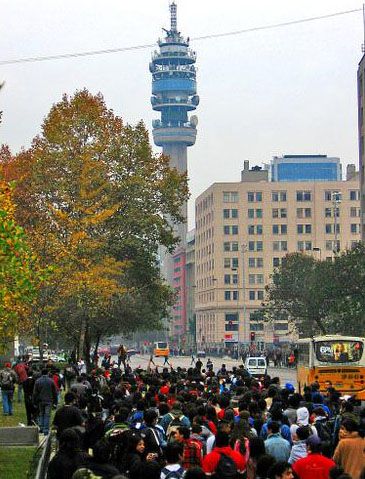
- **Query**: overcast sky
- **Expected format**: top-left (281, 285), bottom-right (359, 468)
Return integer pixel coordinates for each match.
top-left (1, 0), bottom-right (364, 228)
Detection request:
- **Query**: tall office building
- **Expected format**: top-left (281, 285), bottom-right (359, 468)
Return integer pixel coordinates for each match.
top-left (194, 161), bottom-right (360, 348)
top-left (357, 55), bottom-right (365, 240)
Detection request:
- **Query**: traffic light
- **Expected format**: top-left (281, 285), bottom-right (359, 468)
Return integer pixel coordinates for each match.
top-left (250, 332), bottom-right (255, 342)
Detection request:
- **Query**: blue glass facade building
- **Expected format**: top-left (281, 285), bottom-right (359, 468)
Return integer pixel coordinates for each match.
top-left (271, 155), bottom-right (341, 182)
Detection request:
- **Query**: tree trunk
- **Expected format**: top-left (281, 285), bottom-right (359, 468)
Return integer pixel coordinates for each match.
top-left (83, 321), bottom-right (92, 373)
top-left (78, 317), bottom-right (86, 360)
top-left (93, 333), bottom-right (101, 367)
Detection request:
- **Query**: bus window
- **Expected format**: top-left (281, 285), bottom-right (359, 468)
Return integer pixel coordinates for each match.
top-left (315, 340), bottom-right (363, 363)
top-left (298, 342), bottom-right (310, 365)
top-left (157, 342), bottom-right (167, 349)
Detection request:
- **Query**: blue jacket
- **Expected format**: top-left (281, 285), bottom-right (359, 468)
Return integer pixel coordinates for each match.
top-left (264, 433), bottom-right (291, 462)
top-left (260, 421), bottom-right (292, 444)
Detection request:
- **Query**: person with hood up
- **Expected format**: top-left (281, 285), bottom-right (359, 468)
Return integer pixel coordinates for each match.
top-left (290, 407), bottom-right (317, 442)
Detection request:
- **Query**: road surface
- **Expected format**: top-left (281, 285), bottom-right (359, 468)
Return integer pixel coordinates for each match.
top-left (112, 353), bottom-right (297, 388)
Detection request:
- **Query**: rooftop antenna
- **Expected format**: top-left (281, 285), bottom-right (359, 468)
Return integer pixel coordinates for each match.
top-left (170, 2), bottom-right (177, 32)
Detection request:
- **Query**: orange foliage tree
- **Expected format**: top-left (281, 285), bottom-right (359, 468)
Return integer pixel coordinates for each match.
top-left (4, 90), bottom-right (188, 367)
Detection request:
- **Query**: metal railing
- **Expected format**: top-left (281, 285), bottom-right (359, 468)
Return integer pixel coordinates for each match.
top-left (33, 432), bottom-right (55, 479)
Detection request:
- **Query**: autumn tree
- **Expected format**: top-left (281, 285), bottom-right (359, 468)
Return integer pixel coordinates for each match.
top-left (0, 178), bottom-right (45, 352)
top-left (5, 90), bottom-right (188, 364)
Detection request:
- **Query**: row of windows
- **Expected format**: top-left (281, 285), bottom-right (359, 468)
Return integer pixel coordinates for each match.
top-left (224, 257), bottom-right (239, 268)
top-left (224, 223), bottom-right (360, 236)
top-left (223, 190), bottom-right (360, 203)
top-left (224, 207), bottom-right (359, 221)
top-left (249, 290), bottom-right (265, 301)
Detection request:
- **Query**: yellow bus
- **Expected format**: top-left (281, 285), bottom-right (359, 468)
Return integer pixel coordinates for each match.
top-left (153, 341), bottom-right (170, 357)
top-left (297, 335), bottom-right (365, 400)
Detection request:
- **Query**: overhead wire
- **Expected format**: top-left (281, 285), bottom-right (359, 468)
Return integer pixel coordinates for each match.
top-left (0, 7), bottom-right (361, 66)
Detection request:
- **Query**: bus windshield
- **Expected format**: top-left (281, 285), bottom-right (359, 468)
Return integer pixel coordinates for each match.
top-left (315, 340), bottom-right (363, 363)
top-left (157, 342), bottom-right (167, 349)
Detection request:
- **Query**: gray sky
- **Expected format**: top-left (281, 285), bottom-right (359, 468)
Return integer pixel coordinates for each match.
top-left (1, 0), bottom-right (364, 228)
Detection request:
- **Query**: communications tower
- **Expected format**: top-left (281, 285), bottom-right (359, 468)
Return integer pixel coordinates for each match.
top-left (150, 2), bottom-right (199, 259)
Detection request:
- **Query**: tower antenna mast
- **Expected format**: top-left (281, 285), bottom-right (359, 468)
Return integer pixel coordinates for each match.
top-left (170, 2), bottom-right (177, 32)
top-left (363, 3), bottom-right (365, 52)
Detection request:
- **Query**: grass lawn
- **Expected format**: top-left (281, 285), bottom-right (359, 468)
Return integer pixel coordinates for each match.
top-left (0, 446), bottom-right (37, 479)
top-left (0, 387), bottom-right (27, 427)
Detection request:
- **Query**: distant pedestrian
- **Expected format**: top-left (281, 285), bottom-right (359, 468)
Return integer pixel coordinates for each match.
top-left (33, 368), bottom-right (57, 435)
top-left (13, 357), bottom-right (28, 402)
top-left (0, 362), bottom-right (18, 416)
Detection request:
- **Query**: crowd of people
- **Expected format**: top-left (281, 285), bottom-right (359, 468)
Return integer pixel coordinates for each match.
top-left (0, 355), bottom-right (364, 479)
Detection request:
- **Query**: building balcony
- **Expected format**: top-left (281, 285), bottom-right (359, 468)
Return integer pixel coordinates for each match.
top-left (151, 95), bottom-right (199, 111)
top-left (152, 50), bottom-right (196, 64)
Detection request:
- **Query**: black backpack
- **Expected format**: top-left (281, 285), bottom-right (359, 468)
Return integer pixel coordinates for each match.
top-left (215, 452), bottom-right (238, 479)
top-left (315, 419), bottom-right (332, 443)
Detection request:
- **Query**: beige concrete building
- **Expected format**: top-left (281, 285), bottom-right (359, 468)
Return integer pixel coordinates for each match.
top-left (194, 165), bottom-right (361, 348)
top-left (357, 54), bottom-right (365, 240)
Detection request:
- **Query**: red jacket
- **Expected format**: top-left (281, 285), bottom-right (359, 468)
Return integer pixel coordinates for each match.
top-left (203, 446), bottom-right (246, 475)
top-left (14, 363), bottom-right (28, 383)
top-left (293, 453), bottom-right (336, 479)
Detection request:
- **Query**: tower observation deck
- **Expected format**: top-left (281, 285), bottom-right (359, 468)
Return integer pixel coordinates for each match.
top-left (150, 2), bottom-right (199, 252)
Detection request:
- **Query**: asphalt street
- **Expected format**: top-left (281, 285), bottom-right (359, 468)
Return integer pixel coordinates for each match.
top-left (113, 353), bottom-right (298, 388)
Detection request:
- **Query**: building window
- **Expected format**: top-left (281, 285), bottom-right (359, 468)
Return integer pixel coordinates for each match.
top-left (272, 191), bottom-right (287, 202)
top-left (272, 209), bottom-right (278, 218)
top-left (232, 274), bottom-right (238, 284)
top-left (280, 208), bottom-right (287, 218)
top-left (273, 225), bottom-right (279, 235)
top-left (232, 291), bottom-right (239, 300)
top-left (325, 224), bottom-right (340, 234)
top-left (248, 192), bottom-right (262, 202)
top-left (273, 257), bottom-right (280, 267)
top-left (224, 274), bottom-right (231, 284)
top-left (248, 209), bottom-right (254, 219)
top-left (324, 191), bottom-right (332, 201)
top-left (273, 224), bottom-right (287, 235)
top-left (351, 224), bottom-right (360, 234)
top-left (249, 274), bottom-right (255, 285)
top-left (257, 290), bottom-right (264, 301)
top-left (224, 225), bottom-right (230, 235)
top-left (225, 313), bottom-right (238, 322)
top-left (224, 258), bottom-right (231, 268)
top-left (325, 208), bottom-right (332, 218)
top-left (232, 242), bottom-right (238, 251)
top-left (249, 291), bottom-right (255, 301)
top-left (274, 323), bottom-right (289, 331)
top-left (223, 191), bottom-right (238, 203)
top-left (298, 241), bottom-right (312, 251)
top-left (248, 257), bottom-right (264, 268)
top-left (224, 291), bottom-right (231, 300)
top-left (325, 240), bottom-right (341, 251)
top-left (297, 191), bottom-right (312, 201)
top-left (256, 209), bottom-right (263, 218)
top-left (350, 207), bottom-right (360, 217)
top-left (350, 190), bottom-right (360, 201)
top-left (232, 209), bottom-right (238, 218)
top-left (248, 225), bottom-right (255, 235)
top-left (273, 241), bottom-right (287, 251)
top-left (248, 241), bottom-right (263, 252)
top-left (223, 209), bottom-right (230, 219)
top-left (297, 224), bottom-right (311, 234)
top-left (224, 225), bottom-right (238, 235)
top-left (232, 258), bottom-right (239, 268)
top-left (225, 323), bottom-right (238, 331)
top-left (297, 208), bottom-right (312, 218)
top-left (224, 242), bottom-right (230, 252)
top-left (232, 225), bottom-right (238, 235)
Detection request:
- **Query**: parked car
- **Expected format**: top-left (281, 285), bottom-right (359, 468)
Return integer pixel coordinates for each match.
top-left (197, 350), bottom-right (206, 358)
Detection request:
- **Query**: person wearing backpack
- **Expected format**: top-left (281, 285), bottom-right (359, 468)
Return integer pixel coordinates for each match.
top-left (0, 362), bottom-right (18, 415)
top-left (160, 442), bottom-right (185, 479)
top-left (160, 402), bottom-right (191, 439)
top-left (202, 430), bottom-right (246, 478)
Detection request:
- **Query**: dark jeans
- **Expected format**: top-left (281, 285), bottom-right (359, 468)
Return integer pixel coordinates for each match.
top-left (38, 403), bottom-right (52, 434)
